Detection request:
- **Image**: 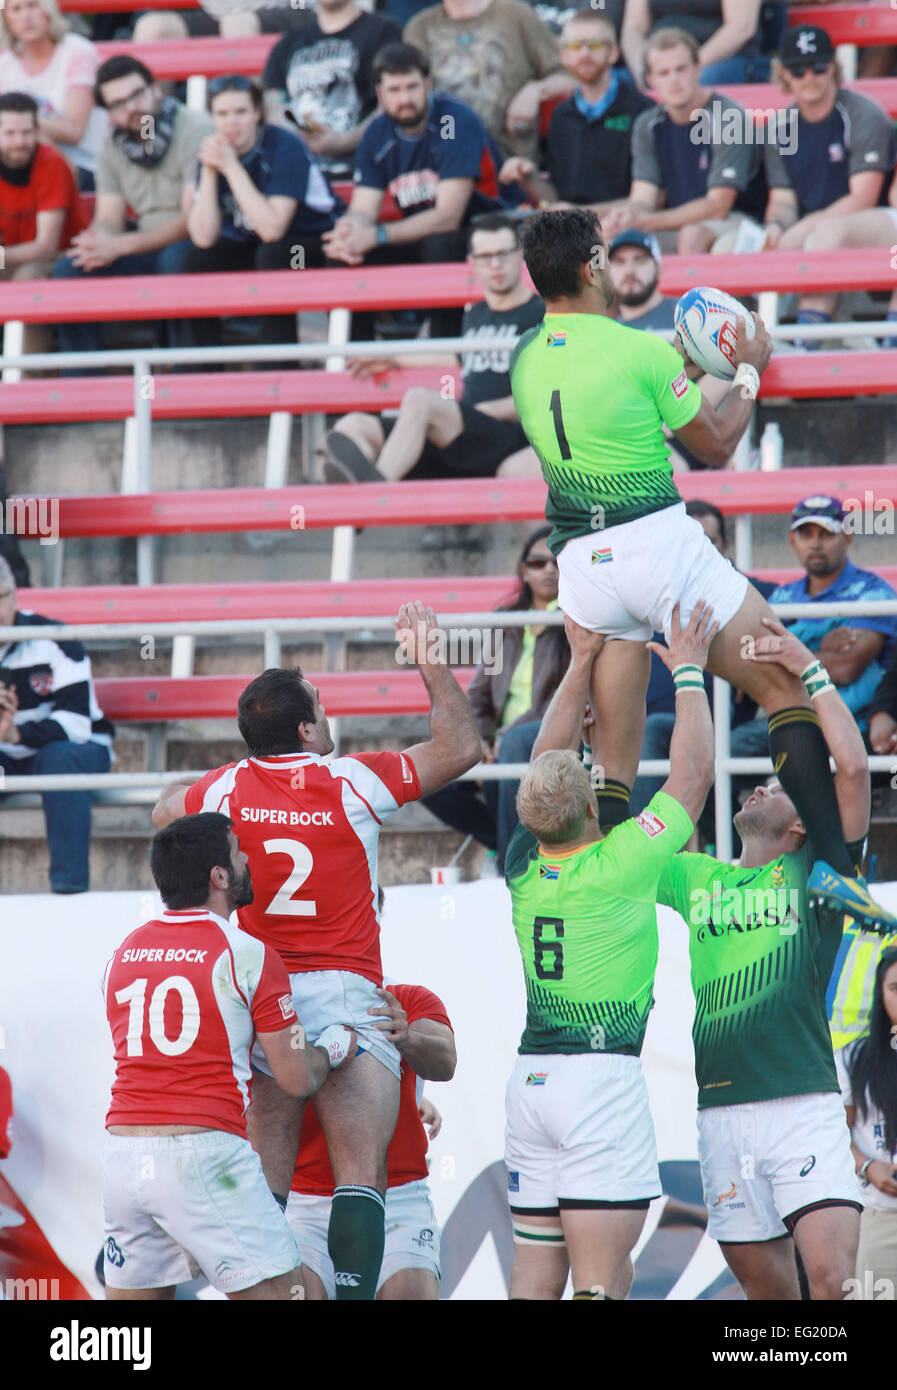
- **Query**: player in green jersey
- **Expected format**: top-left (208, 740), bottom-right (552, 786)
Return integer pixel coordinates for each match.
top-left (656, 614), bottom-right (874, 1300)
top-left (509, 206), bottom-right (897, 936)
top-left (503, 601), bottom-right (717, 1300)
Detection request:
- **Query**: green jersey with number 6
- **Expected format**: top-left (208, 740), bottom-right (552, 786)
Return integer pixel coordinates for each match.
top-left (509, 312), bottom-right (702, 552)
top-left (504, 791), bottom-right (694, 1055)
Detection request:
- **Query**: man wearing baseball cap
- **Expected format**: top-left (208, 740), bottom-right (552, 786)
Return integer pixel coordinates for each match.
top-left (762, 27), bottom-right (896, 346)
top-left (728, 495), bottom-right (897, 812)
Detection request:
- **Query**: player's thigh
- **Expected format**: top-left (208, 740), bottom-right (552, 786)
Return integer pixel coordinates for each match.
top-left (227, 1266), bottom-right (302, 1301)
top-left (560, 1207), bottom-right (647, 1298)
top-left (508, 1213), bottom-right (570, 1300)
top-left (719, 1237), bottom-right (801, 1300)
top-left (792, 1204), bottom-right (860, 1299)
top-left (589, 639), bottom-right (651, 780)
top-left (376, 1268), bottom-right (440, 1300)
top-left (706, 581), bottom-right (805, 711)
top-left (245, 1070), bottom-right (307, 1190)
top-left (313, 1051), bottom-right (400, 1184)
top-left (300, 1264), bottom-right (330, 1300)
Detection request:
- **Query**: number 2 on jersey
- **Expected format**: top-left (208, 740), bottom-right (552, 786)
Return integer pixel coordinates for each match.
top-left (263, 838), bottom-right (316, 917)
top-left (533, 916), bottom-right (565, 980)
top-left (549, 390), bottom-right (571, 461)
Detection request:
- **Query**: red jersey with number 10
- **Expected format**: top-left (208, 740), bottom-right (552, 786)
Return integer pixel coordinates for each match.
top-left (184, 751), bottom-right (422, 983)
top-left (104, 908), bottom-right (297, 1138)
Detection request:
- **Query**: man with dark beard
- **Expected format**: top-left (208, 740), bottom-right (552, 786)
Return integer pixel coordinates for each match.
top-left (102, 813), bottom-right (356, 1301)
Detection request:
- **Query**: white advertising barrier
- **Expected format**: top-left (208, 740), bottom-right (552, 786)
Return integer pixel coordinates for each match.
top-left (1, 878), bottom-right (895, 1301)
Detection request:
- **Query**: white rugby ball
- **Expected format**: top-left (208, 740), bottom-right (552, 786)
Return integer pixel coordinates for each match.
top-left (674, 286), bottom-right (755, 380)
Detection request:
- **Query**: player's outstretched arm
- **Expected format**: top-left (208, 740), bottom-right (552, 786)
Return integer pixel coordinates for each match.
top-left (531, 617), bottom-right (604, 761)
top-left (647, 602), bottom-right (717, 825)
top-left (397, 600), bottom-right (482, 798)
top-left (672, 315), bottom-right (773, 467)
top-left (151, 779), bottom-right (196, 830)
top-left (257, 1023), bottom-right (357, 1099)
top-left (748, 616), bottom-right (870, 844)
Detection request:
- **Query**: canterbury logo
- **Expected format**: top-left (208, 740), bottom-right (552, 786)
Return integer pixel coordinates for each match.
top-left (334, 1272), bottom-right (361, 1287)
top-left (774, 753), bottom-right (787, 774)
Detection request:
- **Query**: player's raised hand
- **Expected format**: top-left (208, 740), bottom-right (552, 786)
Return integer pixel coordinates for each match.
top-left (734, 313), bottom-right (773, 375)
top-left (368, 988), bottom-right (409, 1046)
top-left (648, 601), bottom-right (719, 672)
top-left (564, 614), bottom-right (605, 665)
top-left (395, 601), bottom-right (440, 667)
top-left (748, 615), bottom-right (814, 677)
top-left (419, 1096), bottom-right (443, 1140)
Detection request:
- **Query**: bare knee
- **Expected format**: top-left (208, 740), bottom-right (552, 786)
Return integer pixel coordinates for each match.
top-left (332, 411), bottom-right (383, 457)
top-left (132, 11), bottom-right (188, 40)
top-left (399, 386), bottom-right (437, 418)
top-left (220, 10), bottom-right (262, 35)
top-left (677, 223), bottom-right (715, 256)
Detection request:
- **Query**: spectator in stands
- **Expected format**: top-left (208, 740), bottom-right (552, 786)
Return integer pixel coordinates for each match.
top-left (50, 57), bottom-right (212, 364)
top-left (498, 8), bottom-right (653, 211)
top-left (180, 76), bottom-right (341, 354)
top-left (134, 0), bottom-right (331, 42)
top-left (836, 948), bottom-right (897, 1294)
top-left (262, 0), bottom-right (402, 181)
top-left (422, 525), bottom-right (569, 873)
top-left (0, 0), bottom-right (106, 190)
top-left (727, 495), bottom-right (897, 807)
top-left (869, 641), bottom-right (897, 762)
top-left (0, 456), bottom-right (30, 590)
top-left (629, 500), bottom-right (776, 822)
top-left (323, 43), bottom-right (522, 341)
top-left (761, 25), bottom-right (897, 347)
top-left (403, 0), bottom-right (573, 164)
top-left (620, 0), bottom-right (765, 87)
top-left (322, 213), bottom-right (542, 483)
top-left (0, 557), bottom-right (114, 894)
top-left (600, 27), bottom-right (766, 255)
top-left (0, 91), bottom-right (86, 282)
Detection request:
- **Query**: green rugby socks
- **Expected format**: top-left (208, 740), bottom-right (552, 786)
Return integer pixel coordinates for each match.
top-left (328, 1185), bottom-right (385, 1300)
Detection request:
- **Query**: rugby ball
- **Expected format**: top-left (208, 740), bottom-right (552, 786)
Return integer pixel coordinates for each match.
top-left (674, 286), bottom-right (755, 380)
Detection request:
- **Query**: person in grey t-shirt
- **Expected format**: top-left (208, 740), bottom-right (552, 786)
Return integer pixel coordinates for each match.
top-left (601, 26), bottom-right (764, 254)
top-left (51, 55), bottom-right (212, 366)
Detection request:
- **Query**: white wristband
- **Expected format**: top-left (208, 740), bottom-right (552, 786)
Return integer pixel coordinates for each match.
top-left (733, 363), bottom-right (760, 400)
top-left (317, 1024), bottom-right (354, 1069)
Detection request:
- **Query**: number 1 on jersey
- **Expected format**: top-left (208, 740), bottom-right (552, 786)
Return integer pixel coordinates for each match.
top-left (549, 390), bottom-right (571, 461)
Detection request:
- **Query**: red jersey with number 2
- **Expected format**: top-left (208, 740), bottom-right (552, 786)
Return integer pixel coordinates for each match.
top-left (184, 751), bottom-right (422, 983)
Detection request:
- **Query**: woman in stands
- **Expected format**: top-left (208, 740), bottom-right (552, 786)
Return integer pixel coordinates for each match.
top-left (836, 948), bottom-right (897, 1295)
top-left (422, 526), bottom-right (570, 875)
top-left (0, 0), bottom-right (106, 189)
top-left (182, 75), bottom-right (342, 354)
top-left (620, 0), bottom-right (767, 86)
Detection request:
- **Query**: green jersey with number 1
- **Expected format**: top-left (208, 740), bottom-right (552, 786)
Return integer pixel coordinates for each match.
top-left (509, 312), bottom-right (702, 552)
top-left (504, 792), bottom-right (694, 1055)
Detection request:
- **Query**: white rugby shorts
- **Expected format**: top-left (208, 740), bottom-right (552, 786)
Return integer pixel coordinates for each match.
top-left (558, 502), bottom-right (748, 642)
top-left (699, 1091), bottom-right (863, 1243)
top-left (504, 1052), bottom-right (661, 1209)
top-left (251, 969), bottom-right (401, 1082)
top-left (102, 1130), bottom-right (300, 1293)
top-left (287, 1177), bottom-right (440, 1298)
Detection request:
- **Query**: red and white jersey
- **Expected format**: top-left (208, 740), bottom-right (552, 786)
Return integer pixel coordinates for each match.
top-left (105, 908), bottom-right (297, 1138)
top-left (184, 751), bottom-right (422, 982)
top-left (291, 984), bottom-right (453, 1197)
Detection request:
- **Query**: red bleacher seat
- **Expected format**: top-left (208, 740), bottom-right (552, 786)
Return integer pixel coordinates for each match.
top-left (94, 668), bottom-right (475, 722)
top-left (789, 5), bottom-right (897, 46)
top-left (9, 467), bottom-right (895, 541)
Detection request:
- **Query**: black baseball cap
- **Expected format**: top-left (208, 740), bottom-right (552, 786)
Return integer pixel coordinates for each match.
top-left (790, 495), bottom-right (845, 534)
top-left (780, 26), bottom-right (835, 69)
top-left (608, 230), bottom-right (662, 264)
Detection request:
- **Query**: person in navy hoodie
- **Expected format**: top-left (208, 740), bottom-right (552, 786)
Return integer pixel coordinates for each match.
top-left (181, 74), bottom-right (342, 350)
top-left (323, 42), bottom-right (522, 338)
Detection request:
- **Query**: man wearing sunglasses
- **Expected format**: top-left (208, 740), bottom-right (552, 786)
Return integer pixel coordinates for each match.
top-left (499, 9), bottom-right (654, 212)
top-left (761, 25), bottom-right (896, 347)
top-left (51, 56), bottom-right (213, 365)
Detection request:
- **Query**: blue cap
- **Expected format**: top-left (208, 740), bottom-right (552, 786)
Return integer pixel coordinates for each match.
top-left (790, 495), bottom-right (845, 533)
top-left (608, 229), bottom-right (662, 264)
